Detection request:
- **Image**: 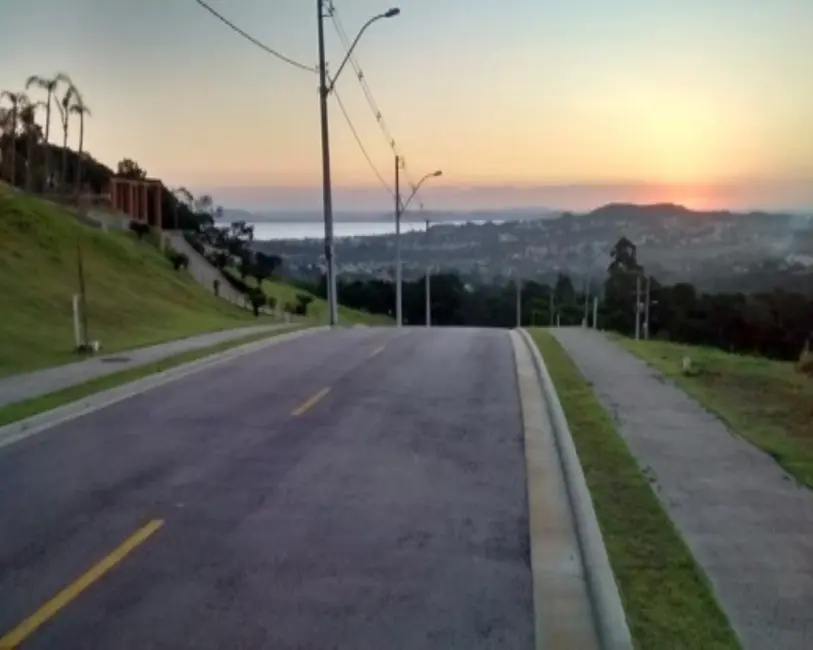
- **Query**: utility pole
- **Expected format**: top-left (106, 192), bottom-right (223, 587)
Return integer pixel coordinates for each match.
top-left (592, 296), bottom-right (598, 330)
top-left (394, 167), bottom-right (441, 328)
top-left (634, 274), bottom-right (641, 340)
top-left (394, 155), bottom-right (403, 327)
top-left (583, 276), bottom-right (590, 327)
top-left (515, 275), bottom-right (522, 328)
top-left (76, 241), bottom-right (89, 350)
top-left (549, 291), bottom-right (555, 327)
top-left (317, 0), bottom-right (338, 326)
top-left (644, 275), bottom-right (651, 340)
top-left (425, 219), bottom-right (431, 327)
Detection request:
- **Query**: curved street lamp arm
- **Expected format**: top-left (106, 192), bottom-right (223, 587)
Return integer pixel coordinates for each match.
top-left (402, 170), bottom-right (442, 212)
top-left (327, 11), bottom-right (394, 93)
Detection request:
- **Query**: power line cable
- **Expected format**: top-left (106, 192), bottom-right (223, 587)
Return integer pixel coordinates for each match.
top-left (328, 2), bottom-right (425, 208)
top-left (333, 89), bottom-right (394, 196)
top-left (194, 0), bottom-right (317, 73)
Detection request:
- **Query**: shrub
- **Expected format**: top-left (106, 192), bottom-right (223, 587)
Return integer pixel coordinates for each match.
top-left (248, 288), bottom-right (266, 317)
top-left (266, 296), bottom-right (278, 310)
top-left (295, 293), bottom-right (314, 316)
top-left (166, 249), bottom-right (189, 271)
top-left (128, 220), bottom-right (151, 239)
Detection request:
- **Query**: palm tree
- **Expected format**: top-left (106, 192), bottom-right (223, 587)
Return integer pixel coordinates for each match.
top-left (25, 72), bottom-right (73, 187)
top-left (25, 73), bottom-right (72, 191)
top-left (68, 94), bottom-right (91, 194)
top-left (0, 91), bottom-right (28, 187)
top-left (18, 100), bottom-right (46, 191)
top-left (54, 85), bottom-right (75, 192)
top-left (0, 107), bottom-right (10, 181)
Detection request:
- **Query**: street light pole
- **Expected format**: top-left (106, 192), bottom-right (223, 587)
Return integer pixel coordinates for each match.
top-left (644, 275), bottom-right (651, 340)
top-left (393, 163), bottom-right (442, 328)
top-left (317, 2), bottom-right (400, 326)
top-left (394, 155), bottom-right (403, 327)
top-left (425, 219), bottom-right (431, 327)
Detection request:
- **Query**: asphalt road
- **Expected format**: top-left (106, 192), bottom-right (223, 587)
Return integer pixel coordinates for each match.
top-left (0, 327), bottom-right (534, 650)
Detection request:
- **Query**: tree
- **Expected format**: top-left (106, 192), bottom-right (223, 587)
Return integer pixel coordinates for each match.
top-left (252, 252), bottom-right (282, 285)
top-left (554, 272), bottom-right (576, 304)
top-left (170, 186), bottom-right (193, 230)
top-left (68, 93), bottom-right (91, 193)
top-left (0, 107), bottom-right (11, 181)
top-left (249, 289), bottom-right (266, 317)
top-left (116, 157), bottom-right (146, 180)
top-left (54, 84), bottom-right (78, 190)
top-left (25, 72), bottom-right (72, 190)
top-left (0, 90), bottom-right (27, 185)
top-left (194, 194), bottom-right (214, 215)
top-left (608, 236), bottom-right (641, 274)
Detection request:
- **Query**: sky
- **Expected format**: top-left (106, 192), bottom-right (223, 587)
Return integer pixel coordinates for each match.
top-left (1, 0), bottom-right (811, 212)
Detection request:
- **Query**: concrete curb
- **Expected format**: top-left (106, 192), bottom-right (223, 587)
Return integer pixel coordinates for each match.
top-left (0, 326), bottom-right (325, 451)
top-left (519, 328), bottom-right (633, 650)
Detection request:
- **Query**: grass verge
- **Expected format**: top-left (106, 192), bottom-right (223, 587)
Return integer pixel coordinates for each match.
top-left (528, 329), bottom-right (740, 650)
top-left (0, 325), bottom-right (306, 427)
top-left (0, 186), bottom-right (280, 377)
top-left (616, 337), bottom-right (813, 488)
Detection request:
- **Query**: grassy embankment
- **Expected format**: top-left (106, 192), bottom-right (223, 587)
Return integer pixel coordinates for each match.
top-left (226, 270), bottom-right (394, 326)
top-left (0, 186), bottom-right (288, 377)
top-left (617, 337), bottom-right (813, 488)
top-left (529, 329), bottom-right (740, 650)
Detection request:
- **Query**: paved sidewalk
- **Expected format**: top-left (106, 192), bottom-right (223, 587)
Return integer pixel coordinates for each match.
top-left (0, 324), bottom-right (291, 409)
top-left (551, 328), bottom-right (813, 650)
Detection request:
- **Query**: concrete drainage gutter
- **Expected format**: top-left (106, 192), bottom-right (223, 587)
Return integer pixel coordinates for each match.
top-left (519, 328), bottom-right (633, 650)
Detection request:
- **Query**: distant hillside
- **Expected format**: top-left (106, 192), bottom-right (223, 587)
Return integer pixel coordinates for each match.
top-left (253, 202), bottom-right (813, 293)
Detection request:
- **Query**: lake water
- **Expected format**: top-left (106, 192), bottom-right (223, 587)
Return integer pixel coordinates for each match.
top-left (247, 221), bottom-right (429, 241)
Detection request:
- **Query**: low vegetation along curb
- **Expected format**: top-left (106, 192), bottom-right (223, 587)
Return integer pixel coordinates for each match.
top-left (0, 326), bottom-right (306, 427)
top-left (528, 329), bottom-right (740, 650)
top-left (617, 337), bottom-right (813, 489)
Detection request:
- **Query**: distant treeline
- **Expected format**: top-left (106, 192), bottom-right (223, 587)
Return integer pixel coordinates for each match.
top-left (304, 236), bottom-right (811, 362)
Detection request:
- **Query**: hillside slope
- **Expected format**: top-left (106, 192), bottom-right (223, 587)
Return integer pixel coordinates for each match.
top-left (0, 188), bottom-right (275, 376)
top-left (221, 269), bottom-right (392, 326)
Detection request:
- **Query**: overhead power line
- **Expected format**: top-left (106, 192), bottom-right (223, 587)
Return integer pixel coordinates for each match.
top-left (328, 2), bottom-right (425, 208)
top-left (333, 90), bottom-right (394, 197)
top-left (194, 0), bottom-right (317, 73)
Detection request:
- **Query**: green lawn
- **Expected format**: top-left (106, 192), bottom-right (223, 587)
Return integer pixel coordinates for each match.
top-left (0, 325), bottom-right (304, 426)
top-left (617, 337), bottom-right (813, 488)
top-left (529, 329), bottom-right (740, 650)
top-left (0, 187), bottom-right (280, 377)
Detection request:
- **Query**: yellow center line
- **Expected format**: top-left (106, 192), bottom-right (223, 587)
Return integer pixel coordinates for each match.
top-left (291, 387), bottom-right (331, 417)
top-left (368, 345), bottom-right (386, 359)
top-left (0, 519), bottom-right (164, 650)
